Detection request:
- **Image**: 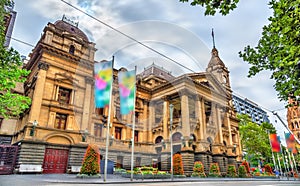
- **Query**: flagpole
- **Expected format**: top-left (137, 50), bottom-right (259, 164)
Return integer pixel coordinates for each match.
top-left (268, 131), bottom-right (278, 171)
top-left (286, 148), bottom-right (294, 176)
top-left (291, 152), bottom-right (299, 179)
top-left (276, 153), bottom-right (282, 178)
top-left (281, 145), bottom-right (288, 177)
top-left (104, 56), bottom-right (114, 182)
top-left (130, 66), bottom-right (137, 181)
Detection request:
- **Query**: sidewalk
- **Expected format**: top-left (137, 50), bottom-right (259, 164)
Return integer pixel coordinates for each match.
top-left (1, 173), bottom-right (299, 185)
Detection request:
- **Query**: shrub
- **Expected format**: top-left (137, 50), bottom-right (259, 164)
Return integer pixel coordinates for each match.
top-left (238, 165), bottom-right (247, 178)
top-left (264, 164), bottom-right (273, 175)
top-left (191, 161), bottom-right (206, 177)
top-left (209, 163), bottom-right (221, 177)
top-left (80, 144), bottom-right (100, 175)
top-left (227, 164), bottom-right (237, 177)
top-left (241, 160), bottom-right (250, 174)
top-left (173, 154), bottom-right (184, 175)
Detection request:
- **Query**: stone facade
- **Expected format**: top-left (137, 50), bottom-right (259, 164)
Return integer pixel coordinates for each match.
top-left (10, 19), bottom-right (242, 175)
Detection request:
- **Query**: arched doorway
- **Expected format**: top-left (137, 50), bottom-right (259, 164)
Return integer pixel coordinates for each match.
top-left (155, 136), bottom-right (164, 170)
top-left (172, 132), bottom-right (182, 154)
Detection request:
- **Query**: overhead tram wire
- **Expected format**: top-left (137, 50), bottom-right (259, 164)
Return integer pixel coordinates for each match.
top-left (9, 36), bottom-right (35, 48)
top-left (60, 0), bottom-right (196, 73)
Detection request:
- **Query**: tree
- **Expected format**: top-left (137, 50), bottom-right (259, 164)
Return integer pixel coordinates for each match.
top-left (0, 0), bottom-right (31, 118)
top-left (179, 0), bottom-right (239, 16)
top-left (180, 0), bottom-right (300, 103)
top-left (173, 154), bottom-right (184, 175)
top-left (238, 114), bottom-right (276, 164)
top-left (239, 0), bottom-right (300, 102)
top-left (80, 144), bottom-right (100, 176)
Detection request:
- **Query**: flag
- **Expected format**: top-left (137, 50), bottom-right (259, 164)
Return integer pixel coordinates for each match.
top-left (269, 134), bottom-right (281, 152)
top-left (285, 132), bottom-right (297, 154)
top-left (94, 60), bottom-right (113, 108)
top-left (118, 69), bottom-right (136, 115)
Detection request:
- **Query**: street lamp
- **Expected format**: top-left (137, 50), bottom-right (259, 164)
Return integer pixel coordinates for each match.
top-left (161, 139), bottom-right (166, 149)
top-left (233, 144), bottom-right (237, 154)
top-left (82, 129), bottom-right (89, 142)
top-left (109, 135), bottom-right (114, 146)
top-left (188, 135), bottom-right (194, 147)
top-left (30, 120), bottom-right (38, 136)
top-left (169, 104), bottom-right (174, 181)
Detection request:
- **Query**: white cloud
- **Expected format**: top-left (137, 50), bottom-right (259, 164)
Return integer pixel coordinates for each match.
top-left (11, 0), bottom-right (288, 133)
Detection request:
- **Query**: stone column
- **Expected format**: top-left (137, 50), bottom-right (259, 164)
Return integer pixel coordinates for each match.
top-left (29, 62), bottom-right (49, 123)
top-left (142, 100), bottom-right (148, 142)
top-left (81, 77), bottom-right (93, 131)
top-left (162, 97), bottom-right (169, 140)
top-left (200, 98), bottom-right (206, 140)
top-left (181, 92), bottom-right (190, 137)
top-left (216, 105), bottom-right (223, 144)
top-left (148, 104), bottom-right (154, 143)
top-left (226, 112), bottom-right (233, 145)
top-left (161, 152), bottom-right (170, 171)
top-left (181, 150), bottom-right (194, 176)
top-left (195, 96), bottom-right (204, 140)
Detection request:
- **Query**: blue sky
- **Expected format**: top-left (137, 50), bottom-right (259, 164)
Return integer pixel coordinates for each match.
top-left (11, 0), bottom-right (289, 140)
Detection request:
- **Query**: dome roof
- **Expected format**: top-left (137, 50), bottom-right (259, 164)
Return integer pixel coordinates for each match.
top-left (54, 20), bottom-right (89, 42)
top-left (207, 47), bottom-right (225, 68)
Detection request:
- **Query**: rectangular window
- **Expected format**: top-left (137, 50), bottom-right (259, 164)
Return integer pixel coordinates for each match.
top-left (115, 127), bottom-right (122, 140)
top-left (134, 130), bottom-right (139, 142)
top-left (0, 118), bottom-right (3, 129)
top-left (55, 113), bottom-right (67, 130)
top-left (94, 123), bottom-right (103, 137)
top-left (136, 157), bottom-right (141, 167)
top-left (116, 156), bottom-right (123, 168)
top-left (204, 101), bottom-right (212, 123)
top-left (95, 108), bottom-right (104, 115)
top-left (58, 87), bottom-right (72, 104)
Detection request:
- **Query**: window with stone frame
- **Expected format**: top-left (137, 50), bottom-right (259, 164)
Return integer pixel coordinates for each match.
top-left (0, 118), bottom-right (3, 129)
top-left (94, 123), bottom-right (103, 137)
top-left (115, 127), bottom-right (122, 140)
top-left (55, 113), bottom-right (67, 130)
top-left (58, 87), bottom-right (72, 104)
top-left (134, 130), bottom-right (139, 142)
top-left (204, 101), bottom-right (212, 124)
top-left (69, 45), bottom-right (75, 55)
top-left (95, 108), bottom-right (104, 116)
top-left (136, 157), bottom-right (141, 167)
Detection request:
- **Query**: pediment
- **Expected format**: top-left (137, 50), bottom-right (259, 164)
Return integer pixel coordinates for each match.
top-left (188, 73), bottom-right (229, 97)
top-left (55, 72), bottom-right (79, 86)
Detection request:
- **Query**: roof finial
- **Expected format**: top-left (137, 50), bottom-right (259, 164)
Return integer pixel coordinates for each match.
top-left (211, 28), bottom-right (215, 49)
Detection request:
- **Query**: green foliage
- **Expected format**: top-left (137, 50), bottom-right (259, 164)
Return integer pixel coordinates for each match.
top-left (179, 0), bottom-right (239, 15)
top-left (241, 160), bottom-right (250, 174)
top-left (0, 0), bottom-right (31, 118)
top-left (208, 163), bottom-right (220, 177)
top-left (264, 164), bottom-right (273, 175)
top-left (192, 161), bottom-right (206, 177)
top-left (238, 165), bottom-right (247, 178)
top-left (227, 164), bottom-right (237, 177)
top-left (80, 144), bottom-right (100, 175)
top-left (238, 114), bottom-right (276, 164)
top-left (173, 154), bottom-right (184, 175)
top-left (239, 0), bottom-right (300, 101)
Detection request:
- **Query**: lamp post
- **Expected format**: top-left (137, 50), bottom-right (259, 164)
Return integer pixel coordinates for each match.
top-left (30, 120), bottom-right (38, 136)
top-left (169, 104), bottom-right (174, 181)
top-left (233, 144), bottom-right (237, 154)
top-left (82, 129), bottom-right (89, 142)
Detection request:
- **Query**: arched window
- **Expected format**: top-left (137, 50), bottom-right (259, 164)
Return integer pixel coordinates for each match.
top-left (155, 136), bottom-right (163, 144)
top-left (69, 45), bottom-right (75, 55)
top-left (291, 122), bottom-right (295, 129)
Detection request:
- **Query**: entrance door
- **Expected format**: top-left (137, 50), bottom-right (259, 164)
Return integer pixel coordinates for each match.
top-left (0, 145), bottom-right (18, 175)
top-left (43, 148), bottom-right (69, 173)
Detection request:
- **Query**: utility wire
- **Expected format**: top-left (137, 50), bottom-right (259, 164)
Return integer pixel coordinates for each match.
top-left (8, 36), bottom-right (35, 47)
top-left (60, 0), bottom-right (196, 73)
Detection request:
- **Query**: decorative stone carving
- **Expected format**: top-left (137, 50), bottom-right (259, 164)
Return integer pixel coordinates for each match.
top-left (38, 62), bottom-right (49, 71)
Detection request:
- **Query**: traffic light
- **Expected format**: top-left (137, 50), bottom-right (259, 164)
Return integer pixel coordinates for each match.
top-left (102, 115), bottom-right (108, 127)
